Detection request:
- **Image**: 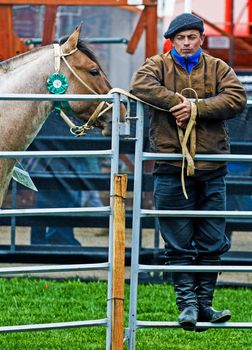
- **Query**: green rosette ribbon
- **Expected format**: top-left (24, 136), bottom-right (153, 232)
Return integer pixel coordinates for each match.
top-left (47, 73), bottom-right (69, 94)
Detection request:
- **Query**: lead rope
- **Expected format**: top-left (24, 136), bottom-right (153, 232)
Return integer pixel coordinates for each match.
top-left (108, 88), bottom-right (198, 199)
top-left (178, 88), bottom-right (198, 199)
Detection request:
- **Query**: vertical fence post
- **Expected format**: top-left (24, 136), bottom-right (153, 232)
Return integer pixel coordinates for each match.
top-left (128, 101), bottom-right (144, 350)
top-left (111, 174), bottom-right (127, 350)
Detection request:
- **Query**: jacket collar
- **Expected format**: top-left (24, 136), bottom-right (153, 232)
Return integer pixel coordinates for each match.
top-left (171, 48), bottom-right (202, 74)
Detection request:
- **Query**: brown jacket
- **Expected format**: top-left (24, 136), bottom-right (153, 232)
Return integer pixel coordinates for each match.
top-left (131, 51), bottom-right (247, 170)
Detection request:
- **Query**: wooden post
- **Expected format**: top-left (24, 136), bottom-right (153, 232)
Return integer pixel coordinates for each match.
top-left (42, 5), bottom-right (58, 45)
top-left (0, 5), bottom-right (28, 60)
top-left (126, 9), bottom-right (146, 54)
top-left (145, 5), bottom-right (158, 57)
top-left (111, 174), bottom-right (127, 350)
top-left (127, 5), bottom-right (158, 58)
top-left (0, 6), bottom-right (14, 59)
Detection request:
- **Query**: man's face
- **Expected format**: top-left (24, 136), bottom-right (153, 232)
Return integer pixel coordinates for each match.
top-left (171, 29), bottom-right (205, 57)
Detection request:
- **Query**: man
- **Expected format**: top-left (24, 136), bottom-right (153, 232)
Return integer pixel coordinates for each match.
top-left (131, 13), bottom-right (247, 331)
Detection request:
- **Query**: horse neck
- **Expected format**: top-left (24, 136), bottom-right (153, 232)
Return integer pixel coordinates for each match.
top-left (0, 46), bottom-right (55, 94)
top-left (0, 46), bottom-right (56, 152)
top-left (0, 46), bottom-right (58, 208)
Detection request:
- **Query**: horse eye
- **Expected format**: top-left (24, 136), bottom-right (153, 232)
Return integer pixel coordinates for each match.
top-left (90, 69), bottom-right (100, 76)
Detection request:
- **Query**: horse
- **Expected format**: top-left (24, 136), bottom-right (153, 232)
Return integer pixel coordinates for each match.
top-left (0, 25), bottom-right (127, 207)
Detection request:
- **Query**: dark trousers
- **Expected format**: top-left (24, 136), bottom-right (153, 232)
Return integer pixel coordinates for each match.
top-left (31, 189), bottom-right (81, 245)
top-left (154, 173), bottom-right (230, 261)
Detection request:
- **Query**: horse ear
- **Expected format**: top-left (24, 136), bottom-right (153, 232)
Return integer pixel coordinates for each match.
top-left (61, 24), bottom-right (82, 53)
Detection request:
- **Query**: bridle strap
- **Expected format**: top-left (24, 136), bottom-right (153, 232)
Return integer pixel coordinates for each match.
top-left (52, 44), bottom-right (112, 136)
top-left (70, 101), bottom-right (105, 136)
top-left (61, 53), bottom-right (98, 95)
top-left (53, 44), bottom-right (61, 73)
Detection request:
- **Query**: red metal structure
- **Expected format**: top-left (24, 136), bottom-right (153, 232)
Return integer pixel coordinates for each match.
top-left (0, 0), bottom-right (158, 61)
top-left (198, 0), bottom-right (252, 68)
top-left (248, 0), bottom-right (252, 34)
top-left (1, 0), bottom-right (252, 68)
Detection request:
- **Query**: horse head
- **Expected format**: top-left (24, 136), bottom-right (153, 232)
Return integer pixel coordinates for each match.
top-left (56, 25), bottom-right (127, 136)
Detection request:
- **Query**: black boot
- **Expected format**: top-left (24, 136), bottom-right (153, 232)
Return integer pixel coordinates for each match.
top-left (196, 257), bottom-right (231, 326)
top-left (172, 266), bottom-right (198, 331)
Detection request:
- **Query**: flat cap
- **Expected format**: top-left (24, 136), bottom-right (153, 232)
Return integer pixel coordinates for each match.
top-left (164, 13), bottom-right (204, 39)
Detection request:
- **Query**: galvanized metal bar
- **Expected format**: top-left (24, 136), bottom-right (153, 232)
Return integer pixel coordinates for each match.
top-left (0, 263), bottom-right (109, 275)
top-left (128, 101), bottom-right (145, 350)
top-left (0, 93), bottom-right (113, 102)
top-left (136, 321), bottom-right (252, 329)
top-left (10, 180), bottom-right (17, 252)
top-left (0, 206), bottom-right (111, 217)
top-left (25, 37), bottom-right (129, 45)
top-left (0, 319), bottom-right (108, 333)
top-left (141, 209), bottom-right (252, 218)
top-left (86, 37), bottom-right (128, 44)
top-left (138, 265), bottom-right (252, 273)
top-left (142, 152), bottom-right (252, 162)
top-left (0, 150), bottom-right (113, 158)
top-left (106, 93), bottom-right (121, 350)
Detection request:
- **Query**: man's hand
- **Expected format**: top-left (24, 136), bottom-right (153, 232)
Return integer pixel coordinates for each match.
top-left (169, 92), bottom-right (191, 128)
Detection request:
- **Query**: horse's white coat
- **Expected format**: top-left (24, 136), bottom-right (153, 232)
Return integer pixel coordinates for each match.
top-left (0, 27), bottom-right (116, 207)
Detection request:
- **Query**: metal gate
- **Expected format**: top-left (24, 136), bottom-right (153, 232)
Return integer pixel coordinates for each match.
top-left (0, 91), bottom-right (125, 350)
top-left (126, 100), bottom-right (252, 349)
top-left (2, 93), bottom-right (252, 349)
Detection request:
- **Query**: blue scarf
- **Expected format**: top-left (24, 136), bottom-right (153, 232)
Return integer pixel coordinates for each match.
top-left (171, 48), bottom-right (202, 74)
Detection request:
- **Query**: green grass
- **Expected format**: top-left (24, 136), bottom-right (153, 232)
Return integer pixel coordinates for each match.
top-left (135, 284), bottom-right (252, 350)
top-left (0, 278), bottom-right (251, 349)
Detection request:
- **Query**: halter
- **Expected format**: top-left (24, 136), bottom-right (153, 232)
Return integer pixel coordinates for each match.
top-left (47, 44), bottom-right (112, 137)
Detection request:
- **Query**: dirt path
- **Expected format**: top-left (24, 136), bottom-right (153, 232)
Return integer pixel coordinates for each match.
top-left (0, 226), bottom-right (252, 285)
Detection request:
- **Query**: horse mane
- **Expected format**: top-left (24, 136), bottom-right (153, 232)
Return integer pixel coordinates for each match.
top-left (60, 35), bottom-right (106, 74)
top-left (0, 36), bottom-right (106, 76)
